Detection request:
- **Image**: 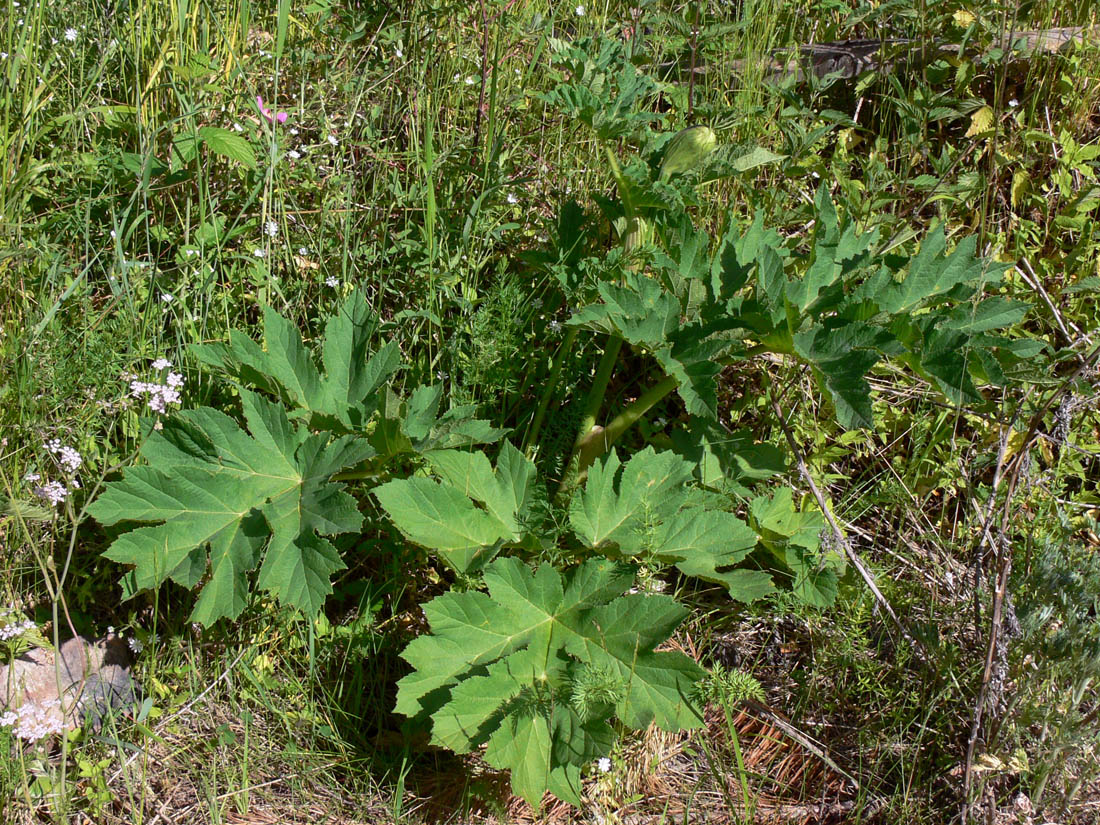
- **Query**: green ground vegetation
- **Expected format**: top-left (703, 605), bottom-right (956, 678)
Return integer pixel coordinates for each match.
top-left (2, 0), bottom-right (1100, 822)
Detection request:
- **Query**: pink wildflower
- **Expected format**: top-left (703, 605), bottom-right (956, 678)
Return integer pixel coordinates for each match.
top-left (256, 95), bottom-right (287, 124)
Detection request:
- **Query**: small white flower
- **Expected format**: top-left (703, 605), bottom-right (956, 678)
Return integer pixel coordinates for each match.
top-left (1009, 98), bottom-right (1019, 108)
top-left (549, 320), bottom-right (562, 333)
top-left (232, 122), bottom-right (244, 132)
top-left (0, 618), bottom-right (36, 641)
top-left (1, 699), bottom-right (64, 741)
top-left (394, 47), bottom-right (403, 58)
top-left (597, 757), bottom-right (611, 773)
top-left (166, 372), bottom-right (185, 388)
top-left (325, 275), bottom-right (340, 287)
top-left (160, 293), bottom-right (174, 303)
top-left (327, 134), bottom-right (338, 147)
top-left (151, 358), bottom-right (172, 370)
top-left (23, 472), bottom-right (40, 482)
top-left (253, 248), bottom-right (266, 258)
top-left (298, 246), bottom-right (309, 256)
top-left (465, 75), bottom-right (476, 85)
top-left (289, 127), bottom-right (300, 136)
top-left (64, 27), bottom-right (78, 42)
top-left (128, 636), bottom-right (143, 654)
top-left (265, 220), bottom-right (278, 238)
top-left (34, 480), bottom-right (69, 507)
top-left (286, 149), bottom-right (301, 160)
top-left (506, 192), bottom-right (518, 204)
top-left (58, 446), bottom-right (82, 473)
top-left (575, 5), bottom-right (585, 16)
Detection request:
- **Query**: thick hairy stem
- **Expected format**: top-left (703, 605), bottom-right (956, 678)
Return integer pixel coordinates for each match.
top-left (557, 335), bottom-right (624, 495)
top-left (561, 347), bottom-right (774, 494)
top-left (573, 373), bottom-right (678, 478)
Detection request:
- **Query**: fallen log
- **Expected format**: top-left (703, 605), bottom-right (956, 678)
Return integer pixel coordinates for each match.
top-left (659, 25), bottom-right (1100, 85)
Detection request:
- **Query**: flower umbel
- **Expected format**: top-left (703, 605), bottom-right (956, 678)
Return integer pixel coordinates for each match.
top-left (0, 700), bottom-right (64, 742)
top-left (129, 359), bottom-right (185, 414)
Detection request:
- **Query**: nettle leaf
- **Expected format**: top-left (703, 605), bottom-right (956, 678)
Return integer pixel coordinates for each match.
top-left (569, 448), bottom-right (770, 601)
top-left (88, 391), bottom-right (375, 625)
top-left (396, 556), bottom-right (704, 808)
top-left (192, 290), bottom-right (400, 431)
top-left (198, 126), bottom-right (257, 169)
top-left (373, 441), bottom-right (537, 573)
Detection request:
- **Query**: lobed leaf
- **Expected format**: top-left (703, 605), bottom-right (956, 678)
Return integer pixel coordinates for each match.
top-left (89, 391), bottom-right (375, 624)
top-left (396, 557), bottom-right (703, 808)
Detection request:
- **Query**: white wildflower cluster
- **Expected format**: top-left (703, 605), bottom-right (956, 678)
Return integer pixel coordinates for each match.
top-left (128, 359), bottom-right (185, 414)
top-left (34, 480), bottom-right (71, 506)
top-left (0, 616), bottom-right (36, 641)
top-left (28, 439), bottom-right (84, 507)
top-left (44, 439), bottom-right (82, 473)
top-left (0, 700), bottom-right (64, 742)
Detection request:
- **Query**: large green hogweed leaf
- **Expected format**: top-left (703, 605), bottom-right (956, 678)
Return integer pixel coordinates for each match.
top-left (88, 390), bottom-right (374, 625)
top-left (373, 441), bottom-right (537, 573)
top-left (396, 556), bottom-right (704, 808)
top-left (570, 447), bottom-right (774, 602)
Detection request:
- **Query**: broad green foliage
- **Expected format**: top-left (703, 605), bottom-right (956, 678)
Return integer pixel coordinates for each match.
top-left (571, 448), bottom-right (774, 601)
top-left (565, 180), bottom-right (1034, 430)
top-left (377, 441), bottom-right (792, 602)
top-left (395, 556), bottom-right (704, 808)
top-left (374, 441), bottom-right (539, 573)
top-left (539, 37), bottom-right (662, 141)
top-left (192, 291), bottom-right (400, 432)
top-left (85, 31), bottom-right (1050, 812)
top-left (749, 488), bottom-right (844, 607)
top-left (92, 292), bottom-right (499, 625)
top-left (88, 390), bottom-right (373, 624)
top-left (541, 38), bottom-right (1037, 432)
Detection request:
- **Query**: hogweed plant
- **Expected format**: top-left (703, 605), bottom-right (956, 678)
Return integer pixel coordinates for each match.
top-left (87, 37), bottom-right (1043, 809)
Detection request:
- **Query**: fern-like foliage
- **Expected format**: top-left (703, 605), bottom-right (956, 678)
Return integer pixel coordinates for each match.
top-left (395, 556), bottom-right (704, 809)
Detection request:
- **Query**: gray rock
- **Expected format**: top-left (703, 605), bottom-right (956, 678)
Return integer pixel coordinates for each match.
top-left (0, 635), bottom-right (139, 736)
